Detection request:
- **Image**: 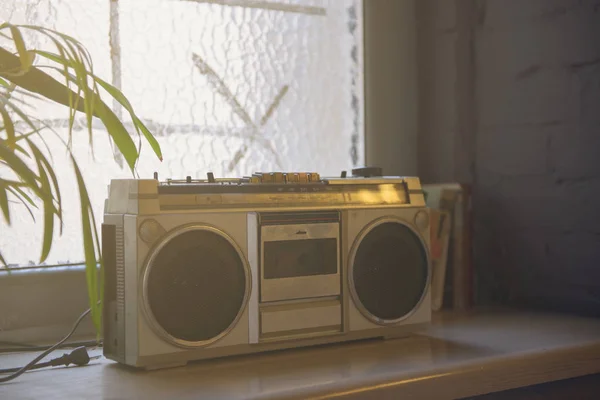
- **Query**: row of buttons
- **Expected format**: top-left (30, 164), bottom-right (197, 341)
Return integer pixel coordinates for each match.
top-left (249, 172), bottom-right (321, 184)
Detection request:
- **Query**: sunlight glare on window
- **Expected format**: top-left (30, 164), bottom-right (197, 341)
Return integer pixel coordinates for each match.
top-left (0, 0), bottom-right (364, 266)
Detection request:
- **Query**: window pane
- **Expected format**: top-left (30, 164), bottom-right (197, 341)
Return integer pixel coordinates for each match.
top-left (0, 0), bottom-right (364, 267)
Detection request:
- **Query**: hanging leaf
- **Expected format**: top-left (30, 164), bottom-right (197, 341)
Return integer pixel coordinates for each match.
top-left (0, 47), bottom-right (89, 115)
top-left (0, 141), bottom-right (44, 200)
top-left (0, 184), bottom-right (9, 224)
top-left (6, 184), bottom-right (37, 222)
top-left (92, 98), bottom-right (139, 171)
top-left (0, 104), bottom-right (15, 149)
top-left (0, 23), bottom-right (34, 76)
top-left (0, 24), bottom-right (164, 336)
top-left (71, 155), bottom-right (102, 335)
top-left (35, 53), bottom-right (163, 163)
top-left (94, 76), bottom-right (163, 161)
top-left (27, 138), bottom-right (63, 246)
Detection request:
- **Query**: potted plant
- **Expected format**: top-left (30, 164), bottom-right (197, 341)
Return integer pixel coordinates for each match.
top-left (0, 22), bottom-right (162, 335)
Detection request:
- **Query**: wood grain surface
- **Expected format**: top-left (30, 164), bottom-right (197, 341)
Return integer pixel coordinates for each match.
top-left (1, 309), bottom-right (600, 399)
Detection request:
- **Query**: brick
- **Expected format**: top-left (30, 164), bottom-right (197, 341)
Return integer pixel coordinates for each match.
top-left (503, 229), bottom-right (548, 266)
top-left (418, 31), bottom-right (457, 183)
top-left (475, 0), bottom-right (600, 127)
top-left (560, 178), bottom-right (600, 231)
top-left (478, 193), bottom-right (556, 231)
top-left (475, 226), bottom-right (600, 300)
top-left (419, 128), bottom-right (456, 183)
top-left (477, 67), bottom-right (579, 126)
top-left (474, 165), bottom-right (503, 188)
top-left (472, 184), bottom-right (508, 229)
top-left (480, 0), bottom-right (582, 28)
top-left (576, 63), bottom-right (600, 124)
top-left (433, 32), bottom-right (458, 129)
top-left (476, 125), bottom-right (553, 175)
top-left (479, 175), bottom-right (600, 232)
top-left (548, 122), bottom-right (600, 179)
top-left (472, 221), bottom-right (511, 302)
top-left (475, 226), bottom-right (600, 299)
top-left (477, 5), bottom-right (600, 68)
top-left (544, 231), bottom-right (600, 284)
top-left (433, 0), bottom-right (456, 31)
top-left (500, 229), bottom-right (553, 295)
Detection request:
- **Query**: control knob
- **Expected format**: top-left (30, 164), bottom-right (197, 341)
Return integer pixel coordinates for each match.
top-left (351, 166), bottom-right (383, 177)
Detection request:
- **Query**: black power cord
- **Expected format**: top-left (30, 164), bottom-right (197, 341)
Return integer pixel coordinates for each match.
top-left (0, 346), bottom-right (93, 374)
top-left (0, 306), bottom-right (96, 383)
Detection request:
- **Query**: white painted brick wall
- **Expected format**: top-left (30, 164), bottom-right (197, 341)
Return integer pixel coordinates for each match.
top-left (432, 0), bottom-right (456, 31)
top-left (476, 125), bottom-right (552, 175)
top-left (549, 122), bottom-right (600, 178)
top-left (473, 0), bottom-right (600, 310)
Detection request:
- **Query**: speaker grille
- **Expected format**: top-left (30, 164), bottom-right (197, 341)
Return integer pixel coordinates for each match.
top-left (351, 221), bottom-right (428, 322)
top-left (146, 228), bottom-right (247, 343)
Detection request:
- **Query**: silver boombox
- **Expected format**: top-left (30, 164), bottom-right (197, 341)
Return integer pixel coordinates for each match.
top-left (102, 167), bottom-right (431, 369)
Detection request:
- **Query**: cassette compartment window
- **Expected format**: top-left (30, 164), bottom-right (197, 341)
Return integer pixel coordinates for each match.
top-left (260, 215), bottom-right (341, 302)
top-left (263, 238), bottom-right (338, 279)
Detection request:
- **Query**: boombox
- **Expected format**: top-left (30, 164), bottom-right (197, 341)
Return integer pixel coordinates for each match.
top-left (101, 167), bottom-right (431, 369)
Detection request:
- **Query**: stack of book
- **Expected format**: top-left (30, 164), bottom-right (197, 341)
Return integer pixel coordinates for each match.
top-left (423, 183), bottom-right (473, 312)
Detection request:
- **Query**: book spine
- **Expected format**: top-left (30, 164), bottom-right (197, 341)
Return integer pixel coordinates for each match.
top-left (452, 191), bottom-right (468, 311)
top-left (452, 186), bottom-right (473, 311)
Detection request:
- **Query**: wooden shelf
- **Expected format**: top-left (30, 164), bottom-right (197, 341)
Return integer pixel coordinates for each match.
top-left (2, 309), bottom-right (600, 399)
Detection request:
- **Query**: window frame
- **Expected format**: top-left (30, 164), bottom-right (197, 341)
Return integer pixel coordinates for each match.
top-left (0, 0), bottom-right (420, 341)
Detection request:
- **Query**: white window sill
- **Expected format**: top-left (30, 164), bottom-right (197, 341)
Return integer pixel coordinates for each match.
top-left (1, 310), bottom-right (600, 399)
top-left (0, 265), bottom-right (97, 343)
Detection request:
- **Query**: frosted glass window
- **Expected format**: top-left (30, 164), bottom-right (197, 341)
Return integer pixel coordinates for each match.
top-left (0, 0), bottom-right (364, 267)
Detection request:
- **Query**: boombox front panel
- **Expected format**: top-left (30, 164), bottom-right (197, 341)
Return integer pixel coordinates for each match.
top-left (352, 221), bottom-right (429, 321)
top-left (343, 207), bottom-right (431, 333)
top-left (103, 174), bottom-right (432, 369)
top-left (124, 212), bottom-right (252, 362)
top-left (145, 227), bottom-right (247, 343)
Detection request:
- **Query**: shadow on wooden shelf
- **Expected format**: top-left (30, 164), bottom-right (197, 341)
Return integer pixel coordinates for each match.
top-left (463, 373), bottom-right (600, 400)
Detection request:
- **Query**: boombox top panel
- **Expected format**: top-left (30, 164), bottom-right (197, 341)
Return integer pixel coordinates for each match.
top-left (105, 169), bottom-right (426, 215)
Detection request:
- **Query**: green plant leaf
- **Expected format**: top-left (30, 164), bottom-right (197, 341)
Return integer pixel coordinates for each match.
top-left (4, 66), bottom-right (139, 172)
top-left (8, 24), bottom-right (32, 69)
top-left (0, 141), bottom-right (44, 200)
top-left (36, 36), bottom-right (79, 135)
top-left (3, 96), bottom-right (40, 137)
top-left (0, 47), bottom-right (89, 115)
top-left (27, 62), bottom-right (140, 171)
top-left (91, 97), bottom-right (138, 171)
top-left (0, 104), bottom-right (15, 149)
top-left (0, 139), bottom-right (57, 262)
top-left (0, 24), bottom-right (165, 337)
top-left (31, 150), bottom-right (55, 262)
top-left (0, 185), bottom-right (9, 224)
top-left (27, 138), bottom-right (63, 235)
top-left (7, 182), bottom-right (37, 207)
top-left (37, 52), bottom-right (151, 163)
top-left (0, 23), bottom-right (34, 76)
top-left (65, 41), bottom-right (94, 144)
top-left (34, 26), bottom-right (98, 144)
top-left (5, 184), bottom-right (36, 222)
top-left (94, 76), bottom-right (163, 161)
top-left (71, 155), bottom-right (101, 335)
